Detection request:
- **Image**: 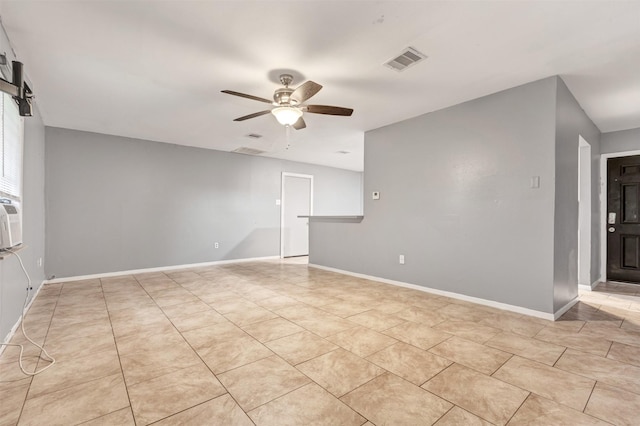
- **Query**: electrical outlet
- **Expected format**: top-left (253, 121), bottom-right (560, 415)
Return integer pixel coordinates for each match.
top-left (399, 255), bottom-right (405, 265)
top-left (215, 242), bottom-right (219, 249)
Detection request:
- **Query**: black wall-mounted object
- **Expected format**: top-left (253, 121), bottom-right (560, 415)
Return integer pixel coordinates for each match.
top-left (0, 60), bottom-right (33, 117)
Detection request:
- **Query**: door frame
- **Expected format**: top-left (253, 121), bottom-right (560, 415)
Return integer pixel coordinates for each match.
top-left (578, 136), bottom-right (592, 288)
top-left (599, 149), bottom-right (640, 283)
top-left (280, 172), bottom-right (314, 258)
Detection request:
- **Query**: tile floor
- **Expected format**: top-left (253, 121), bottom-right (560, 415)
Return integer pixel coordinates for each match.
top-left (1, 258), bottom-right (640, 425)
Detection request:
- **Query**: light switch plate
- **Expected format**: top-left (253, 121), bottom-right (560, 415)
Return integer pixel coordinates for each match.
top-left (372, 191), bottom-right (380, 200)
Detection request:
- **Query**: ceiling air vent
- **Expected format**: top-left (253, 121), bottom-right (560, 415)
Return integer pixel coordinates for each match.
top-left (232, 147), bottom-right (266, 156)
top-left (384, 47), bottom-right (427, 72)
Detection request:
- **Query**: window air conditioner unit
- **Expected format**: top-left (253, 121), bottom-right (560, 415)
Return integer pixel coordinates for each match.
top-left (0, 203), bottom-right (22, 249)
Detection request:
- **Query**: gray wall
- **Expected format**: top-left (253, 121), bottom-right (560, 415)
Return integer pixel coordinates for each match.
top-left (0, 106), bottom-right (47, 342)
top-left (311, 77), bottom-right (559, 313)
top-left (553, 79), bottom-right (601, 311)
top-left (600, 127), bottom-right (640, 155)
top-left (44, 127), bottom-right (362, 278)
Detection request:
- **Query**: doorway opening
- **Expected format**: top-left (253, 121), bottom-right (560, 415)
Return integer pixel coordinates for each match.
top-left (280, 172), bottom-right (313, 259)
top-left (578, 136), bottom-right (592, 289)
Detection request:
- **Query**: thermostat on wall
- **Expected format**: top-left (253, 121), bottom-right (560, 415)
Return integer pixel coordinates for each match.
top-left (372, 191), bottom-right (380, 200)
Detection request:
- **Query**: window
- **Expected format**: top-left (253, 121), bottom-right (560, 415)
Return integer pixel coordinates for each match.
top-left (0, 92), bottom-right (23, 201)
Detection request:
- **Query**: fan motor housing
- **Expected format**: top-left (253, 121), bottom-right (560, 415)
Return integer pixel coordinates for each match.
top-left (274, 87), bottom-right (295, 106)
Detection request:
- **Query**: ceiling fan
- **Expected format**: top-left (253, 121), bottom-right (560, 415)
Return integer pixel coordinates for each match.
top-left (221, 74), bottom-right (353, 130)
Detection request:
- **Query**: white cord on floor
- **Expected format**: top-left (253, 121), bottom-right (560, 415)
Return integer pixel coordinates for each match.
top-left (0, 249), bottom-right (55, 376)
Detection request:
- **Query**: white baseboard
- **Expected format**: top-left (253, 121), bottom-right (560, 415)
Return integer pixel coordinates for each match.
top-left (0, 279), bottom-right (46, 357)
top-left (553, 297), bottom-right (579, 320)
top-left (310, 263), bottom-right (557, 321)
top-left (578, 280), bottom-right (600, 292)
top-left (44, 256), bottom-right (280, 284)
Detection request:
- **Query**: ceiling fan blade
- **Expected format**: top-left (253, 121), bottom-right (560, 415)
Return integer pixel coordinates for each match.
top-left (221, 90), bottom-right (273, 104)
top-left (306, 105), bottom-right (354, 116)
top-left (290, 81), bottom-right (323, 104)
top-left (292, 117), bottom-right (306, 130)
top-left (233, 110), bottom-right (272, 121)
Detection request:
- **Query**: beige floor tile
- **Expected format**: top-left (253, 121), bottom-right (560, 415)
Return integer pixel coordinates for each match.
top-left (433, 319), bottom-right (502, 344)
top-left (119, 341), bottom-right (202, 386)
top-left (293, 314), bottom-right (359, 337)
top-left (580, 321), bottom-right (640, 347)
top-left (607, 341), bottom-right (640, 367)
top-left (154, 394), bottom-right (253, 426)
top-left (423, 363), bottom-right (529, 425)
top-left (437, 303), bottom-right (492, 322)
top-left (180, 320), bottom-right (244, 350)
top-left (128, 363), bottom-right (226, 425)
top-left (394, 306), bottom-right (447, 326)
top-left (110, 307), bottom-right (173, 339)
top-left (479, 314), bottom-right (546, 338)
top-left (169, 309), bottom-right (227, 332)
top-left (19, 373), bottom-right (129, 426)
top-left (265, 331), bottom-right (338, 365)
top-left (0, 381), bottom-right (29, 426)
top-left (367, 341), bottom-right (451, 385)
top-left (0, 340), bottom-right (43, 366)
top-left (218, 355), bottom-right (310, 411)
top-left (208, 297), bottom-right (258, 314)
top-left (347, 309), bottom-right (406, 331)
top-left (0, 358), bottom-right (35, 388)
top-left (160, 299), bottom-right (211, 320)
top-left (383, 321), bottom-right (452, 350)
top-left (241, 317), bottom-right (304, 343)
top-left (370, 300), bottom-right (410, 314)
top-left (555, 349), bottom-right (640, 394)
top-left (509, 394), bottom-right (609, 426)
top-left (434, 406), bottom-right (493, 425)
top-left (43, 332), bottom-right (116, 364)
top-left (81, 407), bottom-right (135, 425)
top-left (342, 372), bottom-right (452, 425)
top-left (114, 322), bottom-right (185, 355)
top-left (544, 318), bottom-right (586, 332)
top-left (255, 295), bottom-right (300, 311)
top-left (45, 317), bottom-right (113, 342)
top-left (327, 326), bottom-right (397, 357)
top-left (409, 296), bottom-right (451, 311)
top-left (248, 382), bottom-right (364, 426)
top-left (534, 326), bottom-right (612, 357)
top-left (49, 307), bottom-right (110, 329)
top-left (319, 300), bottom-right (371, 318)
top-left (153, 292), bottom-right (201, 308)
top-left (493, 356), bottom-right (595, 411)
top-left (224, 305), bottom-right (279, 326)
top-left (560, 301), bottom-right (622, 322)
top-left (198, 334), bottom-right (273, 374)
top-left (584, 382), bottom-right (640, 426)
top-left (485, 331), bottom-right (566, 366)
top-left (27, 347), bottom-right (121, 398)
top-left (429, 336), bottom-right (512, 375)
top-left (297, 348), bottom-right (385, 397)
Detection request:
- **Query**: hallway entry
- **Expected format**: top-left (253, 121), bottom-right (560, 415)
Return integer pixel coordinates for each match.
top-left (281, 172), bottom-right (313, 258)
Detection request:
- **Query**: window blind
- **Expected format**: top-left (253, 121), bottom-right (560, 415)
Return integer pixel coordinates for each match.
top-left (0, 92), bottom-right (23, 201)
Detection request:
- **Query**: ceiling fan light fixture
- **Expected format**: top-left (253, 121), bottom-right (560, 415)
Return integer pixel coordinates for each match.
top-left (272, 106), bottom-right (303, 126)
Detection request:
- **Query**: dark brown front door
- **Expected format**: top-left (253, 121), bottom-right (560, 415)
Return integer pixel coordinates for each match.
top-left (607, 155), bottom-right (640, 284)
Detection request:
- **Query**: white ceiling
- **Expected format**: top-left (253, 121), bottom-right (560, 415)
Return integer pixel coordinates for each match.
top-left (1, 1), bottom-right (639, 171)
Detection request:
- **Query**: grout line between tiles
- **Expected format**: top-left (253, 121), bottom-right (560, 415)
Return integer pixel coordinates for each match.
top-left (101, 277), bottom-right (138, 426)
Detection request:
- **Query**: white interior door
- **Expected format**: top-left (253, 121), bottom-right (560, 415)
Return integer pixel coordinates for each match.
top-left (281, 173), bottom-right (313, 257)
